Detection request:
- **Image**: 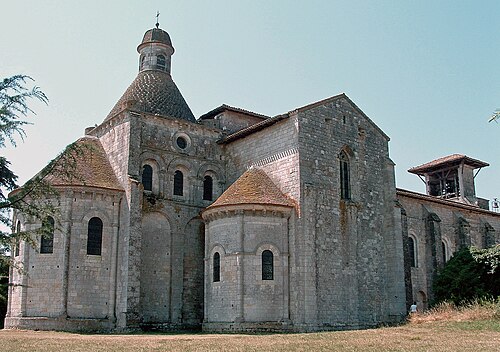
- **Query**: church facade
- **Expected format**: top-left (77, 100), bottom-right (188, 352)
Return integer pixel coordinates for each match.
top-left (5, 26), bottom-right (499, 332)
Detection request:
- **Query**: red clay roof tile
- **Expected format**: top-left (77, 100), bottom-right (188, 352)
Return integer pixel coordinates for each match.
top-left (46, 136), bottom-right (123, 191)
top-left (207, 168), bottom-right (294, 209)
top-left (408, 154), bottom-right (489, 174)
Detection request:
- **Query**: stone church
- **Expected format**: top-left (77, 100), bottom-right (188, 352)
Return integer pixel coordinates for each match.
top-left (5, 25), bottom-right (500, 332)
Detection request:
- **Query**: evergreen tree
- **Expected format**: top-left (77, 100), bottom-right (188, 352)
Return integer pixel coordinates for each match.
top-left (433, 246), bottom-right (500, 305)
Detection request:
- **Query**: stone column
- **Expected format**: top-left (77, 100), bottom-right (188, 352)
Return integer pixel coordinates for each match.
top-left (108, 196), bottom-right (121, 322)
top-left (61, 191), bottom-right (73, 317)
top-left (282, 214), bottom-right (291, 322)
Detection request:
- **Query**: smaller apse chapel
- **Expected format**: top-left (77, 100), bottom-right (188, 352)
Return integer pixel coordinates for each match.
top-left (5, 24), bottom-right (500, 332)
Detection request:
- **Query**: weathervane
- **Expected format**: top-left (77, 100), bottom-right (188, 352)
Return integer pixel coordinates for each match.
top-left (155, 11), bottom-right (160, 28)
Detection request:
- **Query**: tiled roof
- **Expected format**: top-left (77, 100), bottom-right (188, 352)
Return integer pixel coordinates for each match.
top-left (104, 70), bottom-right (195, 123)
top-left (199, 104), bottom-right (269, 120)
top-left (207, 168), bottom-right (294, 209)
top-left (397, 188), bottom-right (499, 216)
top-left (408, 154), bottom-right (489, 174)
top-left (45, 136), bottom-right (123, 191)
top-left (219, 114), bottom-right (288, 144)
top-left (219, 93), bottom-right (389, 144)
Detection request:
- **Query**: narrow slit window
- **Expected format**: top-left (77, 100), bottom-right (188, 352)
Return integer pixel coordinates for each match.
top-left (442, 241), bottom-right (447, 263)
top-left (142, 164), bottom-right (153, 191)
top-left (262, 250), bottom-right (274, 280)
top-left (140, 55), bottom-right (146, 70)
top-left (203, 175), bottom-right (213, 201)
top-left (87, 217), bottom-right (103, 256)
top-left (174, 170), bottom-right (184, 196)
top-left (409, 236), bottom-right (417, 268)
top-left (40, 216), bottom-right (54, 254)
top-left (213, 252), bottom-right (220, 282)
top-left (339, 151), bottom-right (351, 200)
top-left (157, 55), bottom-right (166, 70)
top-left (14, 221), bottom-right (21, 257)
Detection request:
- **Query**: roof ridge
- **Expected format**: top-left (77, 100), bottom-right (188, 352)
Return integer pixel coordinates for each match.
top-left (199, 104), bottom-right (270, 120)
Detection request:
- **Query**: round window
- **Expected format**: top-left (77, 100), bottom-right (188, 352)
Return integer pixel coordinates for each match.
top-left (176, 136), bottom-right (187, 149)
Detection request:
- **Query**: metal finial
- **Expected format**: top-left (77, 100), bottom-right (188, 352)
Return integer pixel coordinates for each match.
top-left (155, 11), bottom-right (160, 28)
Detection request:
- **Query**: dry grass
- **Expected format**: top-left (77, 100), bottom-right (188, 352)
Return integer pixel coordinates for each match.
top-left (1, 324), bottom-right (498, 352)
top-left (1, 303), bottom-right (499, 352)
top-left (409, 299), bottom-right (500, 324)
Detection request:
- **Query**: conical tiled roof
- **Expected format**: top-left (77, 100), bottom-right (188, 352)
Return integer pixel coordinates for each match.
top-left (208, 168), bottom-right (294, 209)
top-left (104, 70), bottom-right (195, 122)
top-left (45, 136), bottom-right (123, 191)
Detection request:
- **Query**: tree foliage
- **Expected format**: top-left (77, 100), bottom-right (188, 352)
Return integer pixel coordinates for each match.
top-left (433, 245), bottom-right (500, 305)
top-left (0, 75), bottom-right (51, 248)
top-left (0, 75), bottom-right (48, 147)
top-left (0, 74), bottom-right (50, 325)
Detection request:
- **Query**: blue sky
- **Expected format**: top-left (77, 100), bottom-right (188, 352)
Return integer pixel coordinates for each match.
top-left (1, 1), bottom-right (499, 205)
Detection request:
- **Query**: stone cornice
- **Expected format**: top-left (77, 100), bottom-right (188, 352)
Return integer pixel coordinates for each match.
top-left (202, 204), bottom-right (292, 221)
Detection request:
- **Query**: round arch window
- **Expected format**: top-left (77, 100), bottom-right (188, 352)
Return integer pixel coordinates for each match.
top-left (176, 136), bottom-right (187, 149)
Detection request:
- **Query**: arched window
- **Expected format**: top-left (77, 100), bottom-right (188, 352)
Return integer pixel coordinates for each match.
top-left (442, 241), bottom-right (448, 263)
top-left (339, 151), bottom-right (351, 200)
top-left (87, 217), bottom-right (103, 256)
top-left (157, 55), bottom-right (166, 70)
top-left (142, 164), bottom-right (153, 191)
top-left (174, 170), bottom-right (184, 196)
top-left (14, 221), bottom-right (21, 257)
top-left (203, 175), bottom-right (213, 201)
top-left (408, 236), bottom-right (417, 268)
top-left (213, 252), bottom-right (220, 282)
top-left (140, 55), bottom-right (146, 70)
top-left (262, 250), bottom-right (274, 280)
top-left (40, 216), bottom-right (54, 254)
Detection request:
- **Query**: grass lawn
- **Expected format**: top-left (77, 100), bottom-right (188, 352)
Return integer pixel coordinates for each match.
top-left (1, 319), bottom-right (499, 352)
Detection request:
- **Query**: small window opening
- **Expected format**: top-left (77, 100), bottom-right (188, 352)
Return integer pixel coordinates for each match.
top-left (176, 136), bottom-right (187, 149)
top-left (40, 217), bottom-right (55, 254)
top-left (409, 236), bottom-right (417, 268)
top-left (339, 151), bottom-right (351, 200)
top-left (87, 217), bottom-right (103, 256)
top-left (140, 55), bottom-right (146, 70)
top-left (142, 164), bottom-right (153, 191)
top-left (157, 55), bottom-right (166, 70)
top-left (428, 171), bottom-right (460, 199)
top-left (174, 170), bottom-right (184, 196)
top-left (14, 221), bottom-right (21, 257)
top-left (442, 241), bottom-right (447, 263)
top-left (262, 250), bottom-right (274, 280)
top-left (213, 252), bottom-right (220, 282)
top-left (203, 175), bottom-right (213, 201)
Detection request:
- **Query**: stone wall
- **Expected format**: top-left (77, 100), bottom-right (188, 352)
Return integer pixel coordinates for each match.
top-left (200, 110), bottom-right (266, 135)
top-left (5, 187), bottom-right (123, 329)
top-left (203, 206), bottom-right (292, 330)
top-left (125, 113), bottom-right (224, 328)
top-left (296, 96), bottom-right (406, 328)
top-left (92, 114), bottom-right (131, 193)
top-left (224, 117), bottom-right (300, 204)
top-left (398, 191), bottom-right (500, 308)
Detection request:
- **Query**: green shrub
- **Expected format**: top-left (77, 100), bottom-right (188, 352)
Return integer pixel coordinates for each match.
top-left (433, 245), bottom-right (500, 305)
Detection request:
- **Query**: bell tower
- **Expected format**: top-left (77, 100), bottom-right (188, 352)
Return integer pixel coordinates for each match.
top-left (408, 154), bottom-right (489, 207)
top-left (137, 20), bottom-right (174, 74)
